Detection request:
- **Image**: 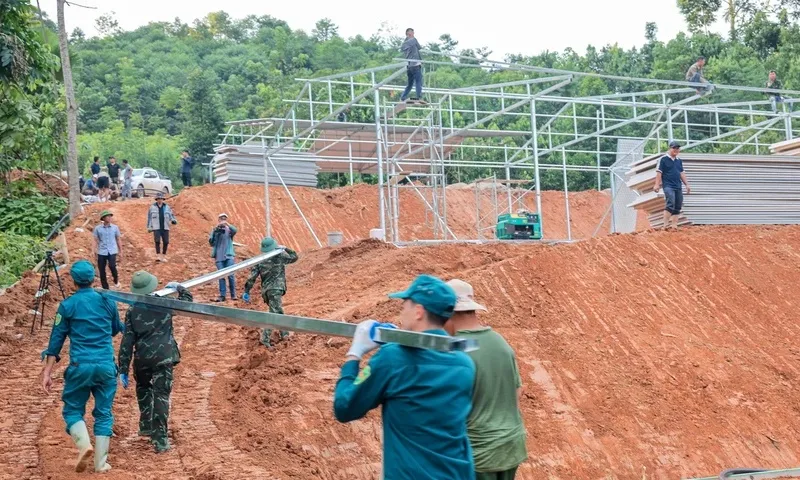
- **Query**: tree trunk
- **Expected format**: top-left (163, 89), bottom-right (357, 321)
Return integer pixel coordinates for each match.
top-left (727, 0), bottom-right (737, 39)
top-left (56, 0), bottom-right (81, 219)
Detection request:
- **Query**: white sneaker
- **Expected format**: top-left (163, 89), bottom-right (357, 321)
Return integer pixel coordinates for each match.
top-left (68, 421), bottom-right (93, 473)
top-left (94, 435), bottom-right (112, 473)
top-left (114, 282), bottom-right (121, 289)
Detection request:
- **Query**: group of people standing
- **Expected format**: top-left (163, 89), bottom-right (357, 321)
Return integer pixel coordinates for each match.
top-left (81, 156), bottom-right (133, 202)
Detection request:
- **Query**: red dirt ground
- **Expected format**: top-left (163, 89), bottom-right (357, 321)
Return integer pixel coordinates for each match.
top-left (0, 184), bottom-right (798, 480)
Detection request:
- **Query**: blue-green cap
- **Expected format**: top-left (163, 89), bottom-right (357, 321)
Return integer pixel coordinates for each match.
top-left (70, 260), bottom-right (95, 284)
top-left (388, 274), bottom-right (457, 319)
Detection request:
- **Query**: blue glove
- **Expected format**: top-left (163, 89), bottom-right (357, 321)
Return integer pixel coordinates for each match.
top-left (242, 292), bottom-right (250, 303)
top-left (120, 374), bottom-right (129, 389)
top-left (370, 322), bottom-right (398, 344)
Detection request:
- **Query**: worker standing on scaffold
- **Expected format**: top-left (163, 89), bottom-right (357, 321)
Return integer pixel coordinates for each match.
top-left (400, 27), bottom-right (424, 104)
top-left (40, 260), bottom-right (125, 473)
top-left (333, 274), bottom-right (476, 479)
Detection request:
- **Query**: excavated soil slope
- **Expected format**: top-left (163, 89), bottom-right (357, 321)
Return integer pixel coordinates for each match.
top-left (173, 183), bottom-right (621, 252)
top-left (0, 185), bottom-right (797, 480)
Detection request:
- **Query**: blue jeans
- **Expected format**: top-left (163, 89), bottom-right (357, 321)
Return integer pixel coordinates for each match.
top-left (401, 66), bottom-right (423, 100)
top-left (663, 186), bottom-right (684, 215)
top-left (216, 258), bottom-right (236, 299)
top-left (62, 361), bottom-right (118, 436)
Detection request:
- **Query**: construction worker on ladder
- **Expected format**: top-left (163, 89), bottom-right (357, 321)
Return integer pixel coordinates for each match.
top-left (333, 274), bottom-right (476, 479)
top-left (118, 271), bottom-right (193, 453)
top-left (40, 260), bottom-right (125, 473)
top-left (242, 237), bottom-right (299, 347)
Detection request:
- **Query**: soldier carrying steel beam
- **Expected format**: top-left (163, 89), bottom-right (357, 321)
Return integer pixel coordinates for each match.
top-left (118, 271), bottom-right (193, 453)
top-left (242, 237), bottom-right (299, 347)
top-left (333, 274), bottom-right (477, 479)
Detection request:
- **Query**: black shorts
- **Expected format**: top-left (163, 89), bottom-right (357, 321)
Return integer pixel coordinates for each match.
top-left (663, 187), bottom-right (683, 215)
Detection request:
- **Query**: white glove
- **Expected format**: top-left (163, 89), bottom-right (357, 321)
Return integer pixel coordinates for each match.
top-left (346, 320), bottom-right (380, 359)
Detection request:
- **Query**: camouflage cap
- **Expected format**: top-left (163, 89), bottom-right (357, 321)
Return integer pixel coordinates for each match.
top-left (70, 260), bottom-right (95, 284)
top-left (260, 237), bottom-right (277, 253)
top-left (131, 271), bottom-right (159, 295)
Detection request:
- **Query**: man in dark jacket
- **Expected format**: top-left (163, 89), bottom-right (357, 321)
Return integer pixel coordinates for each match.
top-left (180, 150), bottom-right (193, 187)
top-left (107, 157), bottom-right (121, 186)
top-left (118, 271), bottom-right (193, 453)
top-left (243, 237), bottom-right (298, 347)
top-left (91, 156), bottom-right (101, 175)
top-left (146, 193), bottom-right (177, 262)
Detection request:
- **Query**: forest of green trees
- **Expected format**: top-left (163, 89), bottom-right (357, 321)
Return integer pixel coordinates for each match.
top-left (6, 0), bottom-right (800, 192)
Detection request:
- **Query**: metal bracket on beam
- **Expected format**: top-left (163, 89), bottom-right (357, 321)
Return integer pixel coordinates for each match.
top-left (102, 291), bottom-right (479, 353)
top-left (152, 249), bottom-right (284, 297)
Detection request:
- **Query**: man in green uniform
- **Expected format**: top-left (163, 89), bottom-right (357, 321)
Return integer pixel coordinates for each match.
top-left (444, 279), bottom-right (527, 480)
top-left (242, 237), bottom-right (298, 347)
top-left (333, 274), bottom-right (476, 479)
top-left (118, 271), bottom-right (193, 453)
top-left (41, 260), bottom-right (124, 473)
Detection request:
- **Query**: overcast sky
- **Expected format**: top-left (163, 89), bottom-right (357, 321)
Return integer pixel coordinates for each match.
top-left (38, 0), bottom-right (726, 58)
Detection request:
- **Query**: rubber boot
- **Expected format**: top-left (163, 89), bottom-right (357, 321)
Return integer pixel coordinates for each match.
top-left (152, 437), bottom-right (171, 453)
top-left (68, 421), bottom-right (93, 473)
top-left (94, 435), bottom-right (112, 473)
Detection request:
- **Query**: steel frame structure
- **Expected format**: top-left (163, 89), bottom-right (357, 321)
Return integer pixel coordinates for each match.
top-left (214, 52), bottom-right (800, 244)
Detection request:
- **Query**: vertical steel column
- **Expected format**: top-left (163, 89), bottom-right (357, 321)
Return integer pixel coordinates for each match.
top-left (786, 113), bottom-right (794, 140)
top-left (372, 72), bottom-right (386, 238)
top-left (262, 137), bottom-right (271, 237)
top-left (473, 94), bottom-right (478, 123)
top-left (609, 172), bottom-right (617, 233)
top-left (596, 110), bottom-right (601, 190)
top-left (530, 99), bottom-right (543, 237)
top-left (308, 84), bottom-right (314, 125)
top-left (327, 80), bottom-right (333, 115)
top-left (666, 106), bottom-right (674, 141)
top-left (562, 148), bottom-right (571, 241)
top-left (350, 76), bottom-right (355, 102)
top-left (475, 182), bottom-right (481, 240)
top-left (500, 87), bottom-right (505, 110)
top-left (504, 146), bottom-right (512, 213)
top-left (684, 109), bottom-right (689, 142)
top-left (600, 101), bottom-right (606, 129)
top-left (547, 125), bottom-right (553, 150)
top-left (715, 110), bottom-right (720, 137)
top-left (632, 95), bottom-right (637, 117)
top-left (438, 105), bottom-right (448, 240)
top-left (448, 95), bottom-right (454, 132)
top-left (572, 102), bottom-right (578, 139)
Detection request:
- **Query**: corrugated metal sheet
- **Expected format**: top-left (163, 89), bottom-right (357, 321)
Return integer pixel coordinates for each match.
top-left (627, 153), bottom-right (800, 227)
top-left (212, 147), bottom-right (319, 187)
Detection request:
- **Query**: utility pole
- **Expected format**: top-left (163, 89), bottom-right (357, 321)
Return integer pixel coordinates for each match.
top-left (56, 0), bottom-right (81, 219)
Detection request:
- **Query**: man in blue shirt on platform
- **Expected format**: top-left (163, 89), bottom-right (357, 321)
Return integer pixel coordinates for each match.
top-left (333, 274), bottom-right (476, 480)
top-left (41, 260), bottom-right (125, 473)
top-left (654, 141), bottom-right (692, 230)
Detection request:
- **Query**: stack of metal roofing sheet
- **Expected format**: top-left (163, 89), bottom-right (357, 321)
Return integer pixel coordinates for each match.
top-left (626, 153), bottom-right (800, 227)
top-left (770, 138), bottom-right (800, 156)
top-left (212, 146), bottom-right (319, 187)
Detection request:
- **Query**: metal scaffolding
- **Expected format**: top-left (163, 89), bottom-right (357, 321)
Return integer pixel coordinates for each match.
top-left (214, 53), bottom-right (800, 243)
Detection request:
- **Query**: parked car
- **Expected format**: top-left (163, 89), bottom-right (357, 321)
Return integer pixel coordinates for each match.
top-left (131, 168), bottom-right (173, 197)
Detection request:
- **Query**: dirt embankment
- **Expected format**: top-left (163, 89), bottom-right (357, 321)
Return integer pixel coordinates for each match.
top-left (0, 183), bottom-right (797, 480)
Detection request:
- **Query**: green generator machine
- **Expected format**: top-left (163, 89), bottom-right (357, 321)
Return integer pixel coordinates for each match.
top-left (495, 211), bottom-right (542, 240)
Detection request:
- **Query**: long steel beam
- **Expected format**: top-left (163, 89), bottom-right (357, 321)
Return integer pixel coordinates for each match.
top-left (152, 250), bottom-right (284, 297)
top-left (103, 291), bottom-right (478, 353)
top-left (685, 467), bottom-right (800, 479)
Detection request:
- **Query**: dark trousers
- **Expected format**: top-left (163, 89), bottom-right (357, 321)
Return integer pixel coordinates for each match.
top-left (97, 254), bottom-right (118, 289)
top-left (260, 289), bottom-right (288, 345)
top-left (476, 467), bottom-right (518, 480)
top-left (153, 229), bottom-right (170, 255)
top-left (181, 172), bottom-right (192, 187)
top-left (663, 186), bottom-right (684, 215)
top-left (134, 365), bottom-right (173, 442)
top-left (401, 66), bottom-right (423, 100)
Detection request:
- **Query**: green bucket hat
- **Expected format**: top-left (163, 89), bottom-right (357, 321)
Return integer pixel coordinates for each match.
top-left (100, 210), bottom-right (113, 220)
top-left (130, 271), bottom-right (159, 295)
top-left (260, 237), bottom-right (277, 253)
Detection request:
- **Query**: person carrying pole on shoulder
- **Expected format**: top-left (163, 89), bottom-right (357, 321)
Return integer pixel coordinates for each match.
top-left (243, 237), bottom-right (299, 347)
top-left (444, 279), bottom-right (527, 480)
top-left (40, 260), bottom-right (125, 473)
top-left (333, 274), bottom-right (476, 479)
top-left (147, 193), bottom-right (177, 262)
top-left (118, 271), bottom-right (192, 453)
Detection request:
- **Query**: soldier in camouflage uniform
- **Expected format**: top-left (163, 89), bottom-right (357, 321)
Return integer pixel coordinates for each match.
top-left (118, 271), bottom-right (193, 453)
top-left (242, 237), bottom-right (299, 347)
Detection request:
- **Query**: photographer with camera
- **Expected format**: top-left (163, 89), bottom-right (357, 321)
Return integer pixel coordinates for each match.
top-left (208, 213), bottom-right (238, 302)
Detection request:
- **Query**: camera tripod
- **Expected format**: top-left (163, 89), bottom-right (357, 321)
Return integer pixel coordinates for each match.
top-left (31, 251), bottom-right (66, 334)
